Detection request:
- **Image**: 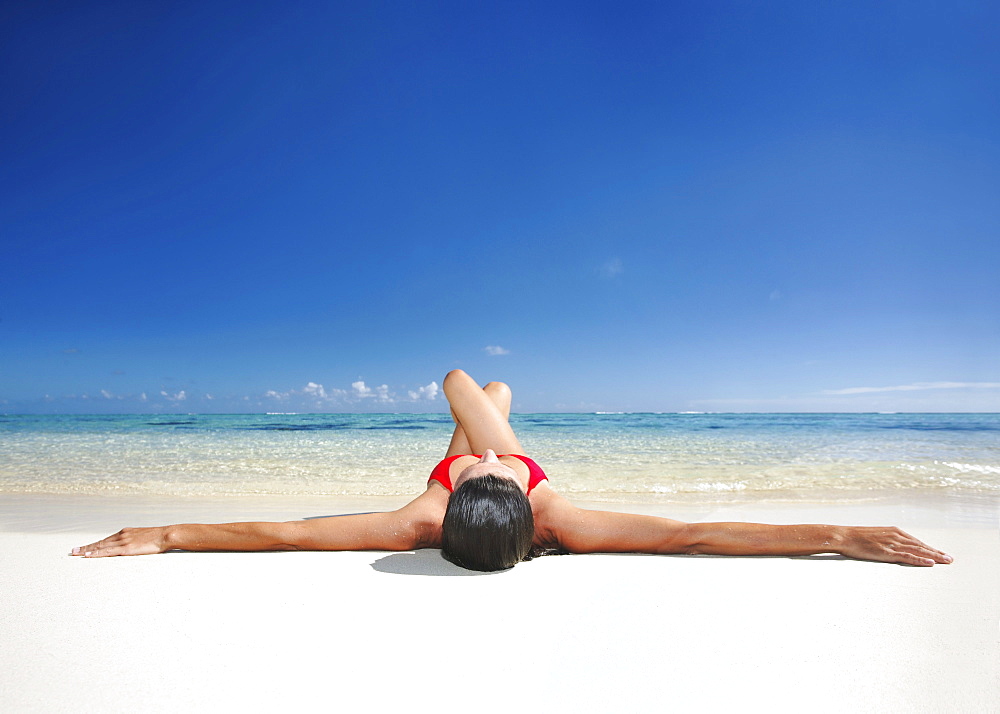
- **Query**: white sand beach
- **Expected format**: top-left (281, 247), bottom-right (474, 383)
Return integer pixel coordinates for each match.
top-left (2, 493), bottom-right (998, 713)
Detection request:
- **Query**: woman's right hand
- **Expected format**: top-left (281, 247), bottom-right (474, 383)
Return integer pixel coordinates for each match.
top-left (838, 526), bottom-right (953, 566)
top-left (71, 526), bottom-right (170, 557)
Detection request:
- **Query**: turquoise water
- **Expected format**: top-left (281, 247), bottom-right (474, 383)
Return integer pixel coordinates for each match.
top-left (1, 413), bottom-right (998, 500)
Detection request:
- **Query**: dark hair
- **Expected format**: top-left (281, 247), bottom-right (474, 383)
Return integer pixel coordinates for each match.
top-left (441, 474), bottom-right (534, 571)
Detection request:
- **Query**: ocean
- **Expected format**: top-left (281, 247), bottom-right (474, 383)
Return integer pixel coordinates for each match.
top-left (2, 412), bottom-right (998, 502)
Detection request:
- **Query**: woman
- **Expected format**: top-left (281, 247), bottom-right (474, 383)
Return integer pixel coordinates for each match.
top-left (72, 369), bottom-right (953, 569)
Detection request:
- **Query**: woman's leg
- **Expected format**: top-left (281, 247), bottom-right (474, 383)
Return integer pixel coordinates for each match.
top-left (444, 380), bottom-right (514, 456)
top-left (443, 370), bottom-right (524, 455)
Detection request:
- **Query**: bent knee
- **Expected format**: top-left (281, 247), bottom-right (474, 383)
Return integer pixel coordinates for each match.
top-left (484, 381), bottom-right (511, 400)
top-left (443, 369), bottom-right (473, 394)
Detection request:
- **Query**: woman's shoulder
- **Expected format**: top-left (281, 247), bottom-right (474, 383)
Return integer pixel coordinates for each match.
top-left (399, 487), bottom-right (447, 547)
top-left (528, 485), bottom-right (574, 546)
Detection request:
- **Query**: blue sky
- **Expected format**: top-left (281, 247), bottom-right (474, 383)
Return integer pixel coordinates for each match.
top-left (2, 1), bottom-right (998, 413)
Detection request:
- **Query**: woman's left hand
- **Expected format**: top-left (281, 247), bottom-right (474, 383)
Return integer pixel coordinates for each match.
top-left (71, 527), bottom-right (170, 557)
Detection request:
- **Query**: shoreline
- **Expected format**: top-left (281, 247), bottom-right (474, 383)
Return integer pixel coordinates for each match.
top-left (2, 488), bottom-right (996, 535)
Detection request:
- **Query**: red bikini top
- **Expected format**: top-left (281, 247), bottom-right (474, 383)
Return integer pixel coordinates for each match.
top-left (428, 454), bottom-right (548, 494)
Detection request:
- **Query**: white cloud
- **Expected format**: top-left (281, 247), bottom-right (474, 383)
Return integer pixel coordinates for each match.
top-left (100, 389), bottom-right (114, 399)
top-left (351, 379), bottom-right (395, 402)
top-left (408, 381), bottom-right (439, 401)
top-left (256, 379), bottom-right (439, 408)
top-left (599, 257), bottom-right (624, 279)
top-left (264, 382), bottom-right (340, 401)
top-left (205, 393), bottom-right (214, 400)
top-left (160, 390), bottom-right (187, 402)
top-left (351, 381), bottom-right (393, 402)
top-left (822, 382), bottom-right (1000, 395)
top-left (303, 382), bottom-right (327, 398)
top-left (139, 392), bottom-right (147, 402)
top-left (484, 345), bottom-right (510, 356)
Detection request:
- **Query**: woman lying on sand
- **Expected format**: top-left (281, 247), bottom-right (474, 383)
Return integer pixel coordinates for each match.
top-left (72, 369), bottom-right (952, 570)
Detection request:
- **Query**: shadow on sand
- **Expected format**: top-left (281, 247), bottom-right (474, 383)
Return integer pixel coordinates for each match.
top-left (369, 549), bottom-right (508, 577)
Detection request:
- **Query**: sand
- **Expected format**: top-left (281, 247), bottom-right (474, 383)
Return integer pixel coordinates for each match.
top-left (2, 492), bottom-right (998, 713)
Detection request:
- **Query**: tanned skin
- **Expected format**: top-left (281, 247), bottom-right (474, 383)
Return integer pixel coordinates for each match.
top-left (73, 370), bottom-right (953, 568)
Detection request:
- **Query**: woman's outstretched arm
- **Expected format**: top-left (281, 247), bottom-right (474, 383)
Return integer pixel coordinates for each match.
top-left (71, 495), bottom-right (442, 557)
top-left (541, 502), bottom-right (953, 566)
